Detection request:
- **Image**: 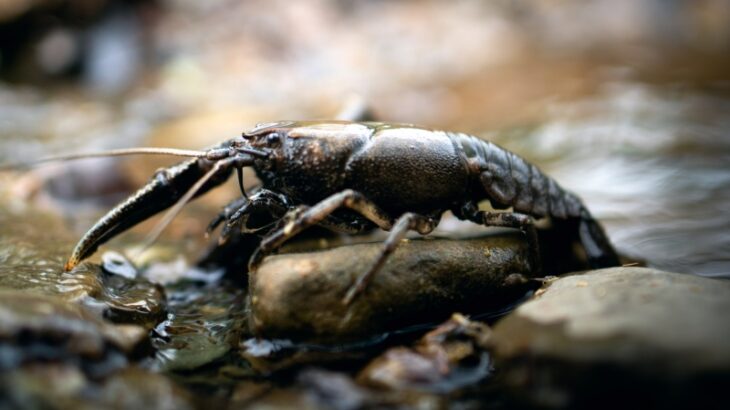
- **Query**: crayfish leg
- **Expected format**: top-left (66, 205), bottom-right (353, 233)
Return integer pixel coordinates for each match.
top-left (342, 212), bottom-right (437, 306)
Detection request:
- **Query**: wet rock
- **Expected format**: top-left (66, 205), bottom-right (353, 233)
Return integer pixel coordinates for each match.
top-left (358, 313), bottom-right (492, 393)
top-left (238, 337), bottom-right (369, 376)
top-left (102, 251), bottom-right (138, 280)
top-left (298, 368), bottom-right (369, 410)
top-left (228, 368), bottom-right (441, 410)
top-left (0, 290), bottom-right (147, 376)
top-left (227, 381), bottom-right (320, 410)
top-left (489, 267), bottom-right (730, 409)
top-left (90, 367), bottom-right (195, 410)
top-left (0, 366), bottom-right (195, 410)
top-left (250, 231), bottom-right (536, 343)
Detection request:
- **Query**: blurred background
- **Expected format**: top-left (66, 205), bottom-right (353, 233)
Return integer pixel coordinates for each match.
top-left (1, 0), bottom-right (728, 276)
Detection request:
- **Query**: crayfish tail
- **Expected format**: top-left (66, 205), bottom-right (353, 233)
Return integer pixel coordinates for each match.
top-left (578, 210), bottom-right (621, 268)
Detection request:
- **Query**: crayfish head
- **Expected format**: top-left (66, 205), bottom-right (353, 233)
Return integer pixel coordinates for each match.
top-left (241, 120), bottom-right (370, 166)
top-left (239, 121), bottom-right (296, 171)
top-left (241, 121), bottom-right (371, 202)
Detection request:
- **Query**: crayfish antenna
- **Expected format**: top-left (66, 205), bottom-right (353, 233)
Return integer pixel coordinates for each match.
top-left (0, 147), bottom-right (209, 171)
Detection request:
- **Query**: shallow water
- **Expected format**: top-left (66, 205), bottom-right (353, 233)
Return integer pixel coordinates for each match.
top-left (492, 82), bottom-right (730, 277)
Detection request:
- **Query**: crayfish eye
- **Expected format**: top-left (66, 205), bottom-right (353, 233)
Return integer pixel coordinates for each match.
top-left (266, 133), bottom-right (281, 145)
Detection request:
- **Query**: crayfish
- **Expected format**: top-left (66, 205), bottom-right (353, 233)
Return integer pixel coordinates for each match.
top-left (47, 121), bottom-right (619, 304)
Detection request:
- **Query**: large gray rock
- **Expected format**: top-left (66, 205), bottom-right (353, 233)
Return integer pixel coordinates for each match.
top-left (489, 267), bottom-right (730, 409)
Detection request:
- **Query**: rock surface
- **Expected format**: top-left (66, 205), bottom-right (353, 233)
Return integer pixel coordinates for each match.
top-left (249, 231), bottom-right (536, 343)
top-left (358, 313), bottom-right (492, 393)
top-left (0, 366), bottom-right (195, 410)
top-left (0, 290), bottom-right (147, 375)
top-left (489, 267), bottom-right (730, 409)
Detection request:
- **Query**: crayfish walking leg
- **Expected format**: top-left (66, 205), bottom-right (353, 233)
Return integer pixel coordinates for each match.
top-left (342, 212), bottom-right (437, 305)
top-left (247, 189), bottom-right (394, 270)
top-left (247, 190), bottom-right (440, 305)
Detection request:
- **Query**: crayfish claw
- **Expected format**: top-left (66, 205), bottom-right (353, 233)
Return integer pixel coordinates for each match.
top-left (63, 150), bottom-right (244, 269)
top-left (63, 259), bottom-right (77, 272)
